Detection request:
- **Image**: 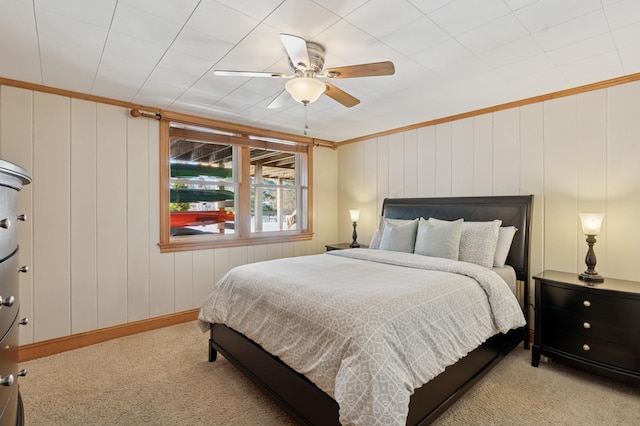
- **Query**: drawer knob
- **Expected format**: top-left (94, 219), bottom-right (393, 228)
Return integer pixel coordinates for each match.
top-left (583, 300), bottom-right (591, 307)
top-left (583, 322), bottom-right (591, 329)
top-left (0, 218), bottom-right (10, 229)
top-left (17, 369), bottom-right (26, 377)
top-left (16, 214), bottom-right (26, 222)
top-left (18, 265), bottom-right (28, 273)
top-left (0, 374), bottom-right (13, 386)
top-left (583, 344), bottom-right (591, 351)
top-left (19, 318), bottom-right (28, 326)
top-left (0, 296), bottom-right (14, 307)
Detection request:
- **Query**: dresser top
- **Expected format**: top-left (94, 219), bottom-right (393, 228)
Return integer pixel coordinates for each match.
top-left (0, 159), bottom-right (31, 190)
top-left (533, 270), bottom-right (640, 295)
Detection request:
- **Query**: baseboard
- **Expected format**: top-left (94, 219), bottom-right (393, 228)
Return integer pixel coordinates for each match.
top-left (18, 309), bottom-right (199, 362)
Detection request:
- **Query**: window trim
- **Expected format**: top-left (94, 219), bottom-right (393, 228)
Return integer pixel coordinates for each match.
top-left (158, 112), bottom-right (317, 253)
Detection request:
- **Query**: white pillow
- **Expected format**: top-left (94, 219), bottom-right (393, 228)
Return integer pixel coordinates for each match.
top-left (494, 226), bottom-right (517, 267)
top-left (369, 229), bottom-right (382, 249)
top-left (369, 216), bottom-right (417, 250)
top-left (379, 218), bottom-right (418, 253)
top-left (430, 218), bottom-right (502, 268)
top-left (414, 218), bottom-right (463, 260)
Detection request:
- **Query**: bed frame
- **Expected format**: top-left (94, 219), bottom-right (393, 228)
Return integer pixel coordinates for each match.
top-left (207, 195), bottom-right (533, 425)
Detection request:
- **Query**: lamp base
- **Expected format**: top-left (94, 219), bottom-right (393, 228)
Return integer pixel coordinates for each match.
top-left (579, 271), bottom-right (604, 283)
top-left (349, 242), bottom-right (360, 248)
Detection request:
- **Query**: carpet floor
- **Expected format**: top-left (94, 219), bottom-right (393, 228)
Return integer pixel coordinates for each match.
top-left (20, 321), bottom-right (640, 425)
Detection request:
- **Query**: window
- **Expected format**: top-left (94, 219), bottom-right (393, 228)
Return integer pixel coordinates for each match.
top-left (159, 117), bottom-right (312, 252)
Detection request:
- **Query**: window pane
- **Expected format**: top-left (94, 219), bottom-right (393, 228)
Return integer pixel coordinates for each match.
top-left (250, 147), bottom-right (298, 233)
top-left (169, 141), bottom-right (235, 236)
top-left (251, 187), bottom-right (297, 232)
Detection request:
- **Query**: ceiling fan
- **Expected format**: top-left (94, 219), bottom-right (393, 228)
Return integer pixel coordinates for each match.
top-left (213, 33), bottom-right (395, 109)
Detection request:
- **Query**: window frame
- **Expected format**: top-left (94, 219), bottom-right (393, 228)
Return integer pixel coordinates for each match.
top-left (158, 113), bottom-right (314, 253)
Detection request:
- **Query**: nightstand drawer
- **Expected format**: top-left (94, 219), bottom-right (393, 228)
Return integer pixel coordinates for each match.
top-left (543, 328), bottom-right (640, 372)
top-left (541, 285), bottom-right (620, 317)
top-left (540, 306), bottom-right (640, 349)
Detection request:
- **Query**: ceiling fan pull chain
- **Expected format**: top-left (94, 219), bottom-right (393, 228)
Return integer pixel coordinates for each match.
top-left (304, 102), bottom-right (309, 136)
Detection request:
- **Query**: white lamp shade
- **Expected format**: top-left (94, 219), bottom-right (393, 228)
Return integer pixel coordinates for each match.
top-left (349, 209), bottom-right (360, 222)
top-left (579, 213), bottom-right (605, 235)
top-left (285, 77), bottom-right (326, 104)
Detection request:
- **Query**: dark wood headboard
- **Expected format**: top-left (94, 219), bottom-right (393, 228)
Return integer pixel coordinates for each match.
top-left (381, 195), bottom-right (533, 282)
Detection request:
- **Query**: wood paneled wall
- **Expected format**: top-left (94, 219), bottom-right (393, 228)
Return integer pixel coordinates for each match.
top-left (338, 80), bottom-right (640, 284)
top-left (0, 85), bottom-right (338, 345)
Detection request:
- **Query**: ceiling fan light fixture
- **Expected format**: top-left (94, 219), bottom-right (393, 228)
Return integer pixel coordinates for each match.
top-left (285, 77), bottom-right (326, 104)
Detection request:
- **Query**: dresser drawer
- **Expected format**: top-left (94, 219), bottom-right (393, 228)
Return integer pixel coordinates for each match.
top-left (540, 305), bottom-right (640, 350)
top-left (0, 318), bottom-right (19, 418)
top-left (0, 385), bottom-right (18, 426)
top-left (0, 185), bottom-right (18, 261)
top-left (542, 328), bottom-right (640, 373)
top-left (0, 252), bottom-right (20, 338)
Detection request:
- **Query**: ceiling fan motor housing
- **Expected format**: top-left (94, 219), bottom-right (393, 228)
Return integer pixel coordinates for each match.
top-left (288, 41), bottom-right (325, 75)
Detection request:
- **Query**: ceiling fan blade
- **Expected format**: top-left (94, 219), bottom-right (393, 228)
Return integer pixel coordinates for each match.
top-left (280, 33), bottom-right (311, 70)
top-left (267, 90), bottom-right (290, 109)
top-left (324, 61), bottom-right (395, 79)
top-left (323, 82), bottom-right (360, 108)
top-left (213, 70), bottom-right (288, 78)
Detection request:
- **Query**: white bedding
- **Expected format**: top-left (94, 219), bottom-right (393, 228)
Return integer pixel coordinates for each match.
top-left (492, 265), bottom-right (517, 293)
top-left (198, 249), bottom-right (526, 425)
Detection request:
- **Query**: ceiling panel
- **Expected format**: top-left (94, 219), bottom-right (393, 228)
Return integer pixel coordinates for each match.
top-left (514, 0), bottom-right (603, 33)
top-left (531, 10), bottom-right (611, 52)
top-left (456, 13), bottom-right (529, 54)
top-left (263, 0), bottom-right (340, 39)
top-left (428, 0), bottom-right (512, 36)
top-left (344, 0), bottom-right (424, 39)
top-left (36, 0), bottom-right (116, 29)
top-left (0, 0), bottom-right (43, 83)
top-left (36, 9), bottom-right (107, 92)
top-left (381, 16), bottom-right (450, 57)
top-left (1, 0), bottom-right (640, 142)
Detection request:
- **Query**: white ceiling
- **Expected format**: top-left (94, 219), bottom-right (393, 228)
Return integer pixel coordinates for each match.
top-left (1, 0), bottom-right (639, 142)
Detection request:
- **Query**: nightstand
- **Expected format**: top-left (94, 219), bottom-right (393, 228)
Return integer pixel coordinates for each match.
top-left (532, 270), bottom-right (640, 385)
top-left (325, 243), bottom-right (368, 251)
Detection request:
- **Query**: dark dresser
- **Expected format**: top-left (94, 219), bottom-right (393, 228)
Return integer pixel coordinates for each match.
top-left (0, 159), bottom-right (31, 425)
top-left (532, 270), bottom-right (640, 385)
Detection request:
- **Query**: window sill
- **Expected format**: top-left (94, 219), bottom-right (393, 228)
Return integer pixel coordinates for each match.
top-left (158, 232), bottom-right (314, 253)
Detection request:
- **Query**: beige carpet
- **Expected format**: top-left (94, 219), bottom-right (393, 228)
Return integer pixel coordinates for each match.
top-left (20, 321), bottom-right (640, 425)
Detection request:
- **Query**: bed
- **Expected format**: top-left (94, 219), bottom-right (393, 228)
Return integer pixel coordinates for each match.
top-left (199, 195), bottom-right (533, 425)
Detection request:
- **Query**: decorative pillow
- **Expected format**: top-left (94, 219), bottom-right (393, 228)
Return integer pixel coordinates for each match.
top-left (430, 218), bottom-right (502, 268)
top-left (494, 226), bottom-right (517, 267)
top-left (369, 216), bottom-right (417, 250)
top-left (414, 218), bottom-right (463, 260)
top-left (369, 229), bottom-right (382, 249)
top-left (379, 218), bottom-right (419, 253)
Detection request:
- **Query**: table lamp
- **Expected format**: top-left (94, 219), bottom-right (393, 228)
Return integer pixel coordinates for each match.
top-left (578, 213), bottom-right (605, 283)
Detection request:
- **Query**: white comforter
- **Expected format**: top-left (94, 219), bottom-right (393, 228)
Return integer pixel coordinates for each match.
top-left (198, 249), bottom-right (526, 425)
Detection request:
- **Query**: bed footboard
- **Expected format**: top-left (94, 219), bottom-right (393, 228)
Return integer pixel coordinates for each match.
top-left (210, 323), bottom-right (340, 425)
top-left (208, 322), bottom-right (524, 426)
